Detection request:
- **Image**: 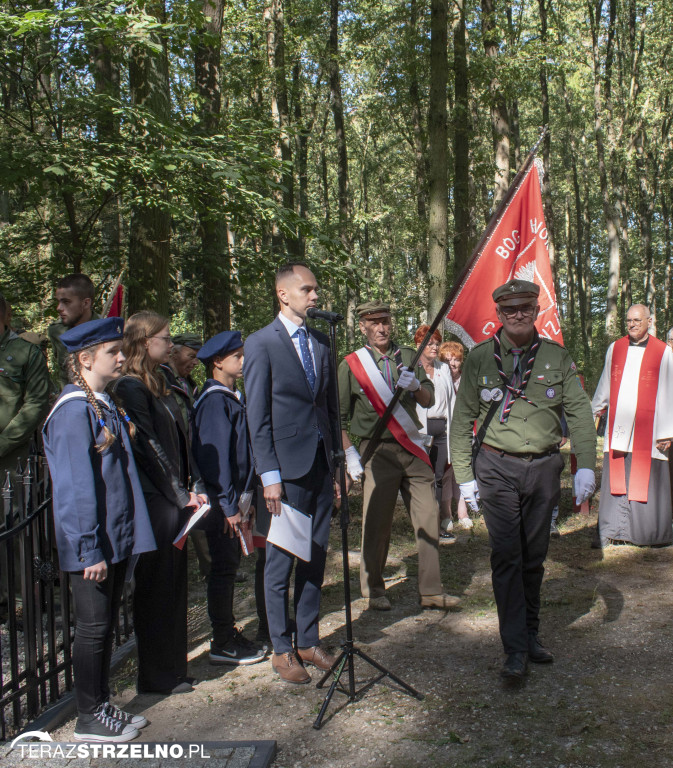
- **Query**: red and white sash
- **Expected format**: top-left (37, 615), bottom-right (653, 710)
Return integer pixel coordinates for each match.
top-left (345, 348), bottom-right (432, 467)
top-left (608, 335), bottom-right (666, 502)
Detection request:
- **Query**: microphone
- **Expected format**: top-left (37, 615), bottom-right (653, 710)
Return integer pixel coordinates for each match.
top-left (306, 307), bottom-right (344, 323)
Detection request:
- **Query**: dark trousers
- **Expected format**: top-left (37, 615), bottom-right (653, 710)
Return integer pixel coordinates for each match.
top-left (206, 527), bottom-right (241, 646)
top-left (475, 448), bottom-right (564, 654)
top-left (265, 449), bottom-right (333, 654)
top-left (255, 546), bottom-right (268, 636)
top-left (427, 419), bottom-right (448, 505)
top-left (134, 495), bottom-right (188, 693)
top-left (70, 561), bottom-right (126, 716)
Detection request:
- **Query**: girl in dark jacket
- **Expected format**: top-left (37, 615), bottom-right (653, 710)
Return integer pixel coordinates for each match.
top-left (114, 312), bottom-right (207, 695)
top-left (43, 318), bottom-right (156, 742)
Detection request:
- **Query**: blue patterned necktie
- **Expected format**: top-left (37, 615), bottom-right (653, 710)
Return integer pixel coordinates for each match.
top-left (297, 327), bottom-right (316, 390)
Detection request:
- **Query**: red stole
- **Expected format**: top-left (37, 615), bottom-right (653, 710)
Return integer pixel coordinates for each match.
top-left (608, 335), bottom-right (666, 502)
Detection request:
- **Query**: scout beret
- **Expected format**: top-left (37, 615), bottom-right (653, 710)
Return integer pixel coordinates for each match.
top-left (197, 331), bottom-right (243, 362)
top-left (171, 332), bottom-right (203, 350)
top-left (356, 300), bottom-right (391, 320)
top-left (60, 317), bottom-right (124, 352)
top-left (492, 279), bottom-right (540, 303)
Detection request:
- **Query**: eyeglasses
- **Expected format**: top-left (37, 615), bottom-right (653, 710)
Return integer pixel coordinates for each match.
top-left (626, 319), bottom-right (644, 326)
top-left (426, 341), bottom-right (440, 348)
top-left (148, 335), bottom-right (173, 343)
top-left (499, 305), bottom-right (536, 318)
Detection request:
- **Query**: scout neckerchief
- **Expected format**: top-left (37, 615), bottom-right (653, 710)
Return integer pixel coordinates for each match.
top-left (493, 328), bottom-right (541, 423)
top-left (608, 334), bottom-right (666, 503)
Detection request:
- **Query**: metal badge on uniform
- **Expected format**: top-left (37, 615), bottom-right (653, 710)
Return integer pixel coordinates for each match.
top-left (480, 388), bottom-right (492, 402)
top-left (544, 363), bottom-right (550, 369)
top-left (6, 355), bottom-right (12, 361)
top-left (546, 387), bottom-right (556, 398)
top-left (490, 388), bottom-right (503, 402)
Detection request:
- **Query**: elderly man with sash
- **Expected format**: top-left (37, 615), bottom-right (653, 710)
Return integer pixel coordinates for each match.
top-left (592, 304), bottom-right (673, 547)
top-left (450, 279), bottom-right (596, 680)
top-left (338, 301), bottom-right (460, 612)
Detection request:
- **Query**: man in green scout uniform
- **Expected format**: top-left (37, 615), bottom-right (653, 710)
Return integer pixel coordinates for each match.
top-left (48, 274), bottom-right (98, 389)
top-left (450, 279), bottom-right (596, 680)
top-left (339, 300), bottom-right (461, 612)
top-left (159, 332), bottom-right (212, 580)
top-left (0, 291), bottom-right (50, 608)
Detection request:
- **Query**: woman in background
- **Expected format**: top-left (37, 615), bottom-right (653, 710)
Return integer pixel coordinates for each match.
top-left (114, 311), bottom-right (207, 695)
top-left (438, 341), bottom-right (472, 530)
top-left (414, 325), bottom-right (456, 541)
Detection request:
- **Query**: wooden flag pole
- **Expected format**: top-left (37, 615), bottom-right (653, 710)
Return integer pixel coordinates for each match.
top-left (359, 127), bottom-right (548, 467)
top-left (100, 270), bottom-right (124, 318)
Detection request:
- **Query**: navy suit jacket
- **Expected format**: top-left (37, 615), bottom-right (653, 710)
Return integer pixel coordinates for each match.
top-left (244, 315), bottom-right (338, 482)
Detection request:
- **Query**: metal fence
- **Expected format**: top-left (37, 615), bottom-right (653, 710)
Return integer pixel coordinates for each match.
top-left (0, 448), bottom-right (134, 740)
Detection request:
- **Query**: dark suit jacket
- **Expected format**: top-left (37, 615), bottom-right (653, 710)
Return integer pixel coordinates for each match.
top-left (244, 315), bottom-right (338, 481)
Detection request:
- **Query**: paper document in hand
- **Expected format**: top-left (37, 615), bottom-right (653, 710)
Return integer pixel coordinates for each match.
top-left (267, 502), bottom-right (313, 562)
top-left (173, 504), bottom-right (211, 550)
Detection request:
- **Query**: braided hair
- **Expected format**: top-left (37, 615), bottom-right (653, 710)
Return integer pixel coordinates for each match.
top-left (67, 349), bottom-right (137, 452)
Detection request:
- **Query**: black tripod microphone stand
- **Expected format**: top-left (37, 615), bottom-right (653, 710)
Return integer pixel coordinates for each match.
top-left (310, 312), bottom-right (423, 731)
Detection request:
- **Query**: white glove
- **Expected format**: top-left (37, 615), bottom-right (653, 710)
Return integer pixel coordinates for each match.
top-left (345, 445), bottom-right (364, 481)
top-left (396, 368), bottom-right (421, 392)
top-left (574, 468), bottom-right (596, 504)
top-left (459, 480), bottom-right (480, 512)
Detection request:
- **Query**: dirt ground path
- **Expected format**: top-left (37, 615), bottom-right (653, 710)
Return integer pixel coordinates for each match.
top-left (52, 453), bottom-right (673, 767)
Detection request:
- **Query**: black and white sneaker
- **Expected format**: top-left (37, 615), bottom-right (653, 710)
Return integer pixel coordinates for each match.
top-left (105, 701), bottom-right (148, 729)
top-left (209, 629), bottom-right (268, 666)
top-left (74, 703), bottom-right (139, 742)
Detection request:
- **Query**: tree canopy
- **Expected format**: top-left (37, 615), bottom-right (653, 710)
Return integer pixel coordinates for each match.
top-left (1, 0), bottom-right (671, 386)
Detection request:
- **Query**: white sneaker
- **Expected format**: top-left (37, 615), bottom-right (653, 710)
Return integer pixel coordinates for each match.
top-left (440, 519), bottom-right (454, 533)
top-left (457, 517), bottom-right (473, 530)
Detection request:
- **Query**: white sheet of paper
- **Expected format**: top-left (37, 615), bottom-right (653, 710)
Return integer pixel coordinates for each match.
top-left (172, 504), bottom-right (211, 548)
top-left (266, 502), bottom-right (313, 562)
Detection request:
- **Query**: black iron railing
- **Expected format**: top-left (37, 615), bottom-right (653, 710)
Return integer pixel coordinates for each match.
top-left (0, 449), bottom-right (134, 739)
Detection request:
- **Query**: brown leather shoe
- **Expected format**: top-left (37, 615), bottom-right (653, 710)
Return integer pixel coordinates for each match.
top-left (297, 646), bottom-right (338, 671)
top-left (420, 593), bottom-right (462, 610)
top-left (271, 652), bottom-right (311, 684)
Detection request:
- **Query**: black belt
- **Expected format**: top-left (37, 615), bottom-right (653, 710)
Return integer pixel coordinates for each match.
top-left (481, 442), bottom-right (560, 463)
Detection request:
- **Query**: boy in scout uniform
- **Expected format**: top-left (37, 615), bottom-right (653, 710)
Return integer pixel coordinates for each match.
top-left (450, 279), bottom-right (596, 680)
top-left (0, 291), bottom-right (50, 608)
top-left (339, 300), bottom-right (460, 612)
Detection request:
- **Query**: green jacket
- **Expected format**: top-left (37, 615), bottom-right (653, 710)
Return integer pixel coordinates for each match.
top-left (48, 314), bottom-right (100, 389)
top-left (449, 331), bottom-right (596, 483)
top-left (0, 327), bottom-right (51, 461)
top-left (338, 343), bottom-right (434, 440)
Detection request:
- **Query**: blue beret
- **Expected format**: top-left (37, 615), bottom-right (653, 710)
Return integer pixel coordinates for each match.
top-left (60, 318), bottom-right (125, 352)
top-left (197, 331), bottom-right (243, 362)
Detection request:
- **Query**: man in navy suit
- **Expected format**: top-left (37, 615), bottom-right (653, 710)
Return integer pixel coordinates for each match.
top-left (244, 263), bottom-right (339, 684)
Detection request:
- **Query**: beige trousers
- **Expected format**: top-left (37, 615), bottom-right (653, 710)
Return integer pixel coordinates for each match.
top-left (359, 439), bottom-right (442, 599)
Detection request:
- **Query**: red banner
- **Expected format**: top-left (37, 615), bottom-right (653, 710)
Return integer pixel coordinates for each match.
top-left (106, 285), bottom-right (124, 318)
top-left (445, 160), bottom-right (562, 348)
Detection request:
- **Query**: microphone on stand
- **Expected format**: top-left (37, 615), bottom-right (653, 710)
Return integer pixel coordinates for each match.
top-left (306, 307), bottom-right (344, 323)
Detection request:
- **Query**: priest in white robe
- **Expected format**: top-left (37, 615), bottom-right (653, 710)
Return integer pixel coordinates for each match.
top-left (592, 304), bottom-right (673, 547)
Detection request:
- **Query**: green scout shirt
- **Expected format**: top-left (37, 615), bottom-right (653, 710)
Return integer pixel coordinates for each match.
top-left (48, 314), bottom-right (100, 389)
top-left (0, 327), bottom-right (51, 461)
top-left (338, 343), bottom-right (434, 440)
top-left (449, 331), bottom-right (596, 484)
